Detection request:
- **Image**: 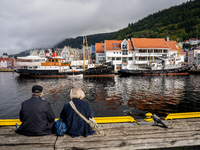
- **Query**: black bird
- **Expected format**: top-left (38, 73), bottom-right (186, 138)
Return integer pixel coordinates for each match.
top-left (152, 114), bottom-right (168, 128)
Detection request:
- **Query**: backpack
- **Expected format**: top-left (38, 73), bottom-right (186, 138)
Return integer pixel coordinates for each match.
top-left (55, 119), bottom-right (68, 136)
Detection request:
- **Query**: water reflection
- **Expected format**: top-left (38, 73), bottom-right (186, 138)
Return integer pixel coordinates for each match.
top-left (1, 72), bottom-right (200, 119)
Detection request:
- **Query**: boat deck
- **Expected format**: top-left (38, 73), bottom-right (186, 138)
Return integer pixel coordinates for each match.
top-left (1, 118), bottom-right (200, 150)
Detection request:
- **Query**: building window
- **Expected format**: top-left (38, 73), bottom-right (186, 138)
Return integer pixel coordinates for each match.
top-left (112, 43), bottom-right (114, 45)
top-left (113, 47), bottom-right (115, 49)
top-left (122, 57), bottom-right (127, 63)
top-left (139, 57), bottom-right (147, 61)
top-left (112, 57), bottom-right (115, 60)
top-left (116, 47), bottom-right (118, 49)
top-left (116, 43), bottom-right (117, 45)
top-left (163, 50), bottom-right (168, 53)
top-left (128, 57), bottom-right (133, 60)
top-left (107, 57), bottom-right (111, 61)
top-left (116, 57), bottom-right (121, 60)
top-left (122, 45), bottom-right (127, 50)
top-left (122, 50), bottom-right (128, 55)
top-left (117, 52), bottom-right (118, 54)
top-left (114, 52), bottom-right (115, 54)
top-left (139, 50), bottom-right (146, 53)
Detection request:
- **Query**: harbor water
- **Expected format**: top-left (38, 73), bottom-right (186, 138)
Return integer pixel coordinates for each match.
top-left (1, 72), bottom-right (200, 119)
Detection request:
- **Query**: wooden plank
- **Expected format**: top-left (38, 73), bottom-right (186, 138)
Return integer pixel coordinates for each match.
top-left (55, 121), bottom-right (200, 149)
top-left (1, 119), bottom-right (200, 149)
top-left (0, 126), bottom-right (56, 150)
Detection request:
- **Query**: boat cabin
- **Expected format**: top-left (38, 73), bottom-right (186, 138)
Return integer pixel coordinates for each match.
top-left (41, 57), bottom-right (70, 66)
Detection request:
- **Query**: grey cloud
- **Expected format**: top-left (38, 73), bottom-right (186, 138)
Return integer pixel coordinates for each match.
top-left (0, 0), bottom-right (188, 55)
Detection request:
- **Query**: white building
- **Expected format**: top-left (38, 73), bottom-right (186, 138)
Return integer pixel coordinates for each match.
top-left (38, 49), bottom-right (46, 58)
top-left (61, 46), bottom-right (82, 62)
top-left (96, 38), bottom-right (185, 72)
top-left (1, 60), bottom-right (7, 68)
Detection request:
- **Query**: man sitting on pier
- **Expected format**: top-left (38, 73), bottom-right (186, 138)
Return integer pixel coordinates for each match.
top-left (15, 85), bottom-right (55, 136)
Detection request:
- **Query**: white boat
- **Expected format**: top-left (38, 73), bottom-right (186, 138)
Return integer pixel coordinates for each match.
top-left (118, 54), bottom-right (192, 76)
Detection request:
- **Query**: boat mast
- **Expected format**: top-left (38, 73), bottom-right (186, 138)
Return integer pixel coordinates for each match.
top-left (82, 36), bottom-right (86, 71)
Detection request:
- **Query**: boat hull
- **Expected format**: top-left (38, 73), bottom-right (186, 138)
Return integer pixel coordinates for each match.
top-left (16, 69), bottom-right (67, 78)
top-left (83, 64), bottom-right (115, 78)
top-left (118, 66), bottom-right (190, 76)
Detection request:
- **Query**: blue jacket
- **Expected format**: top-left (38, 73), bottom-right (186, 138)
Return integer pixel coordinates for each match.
top-left (15, 95), bottom-right (55, 136)
top-left (60, 98), bottom-right (95, 137)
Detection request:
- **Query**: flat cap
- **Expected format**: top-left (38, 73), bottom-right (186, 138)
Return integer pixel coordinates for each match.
top-left (32, 85), bottom-right (43, 93)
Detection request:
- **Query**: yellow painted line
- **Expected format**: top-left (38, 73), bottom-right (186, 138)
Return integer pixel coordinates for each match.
top-left (0, 116), bottom-right (136, 126)
top-left (93, 116), bottom-right (136, 124)
top-left (165, 112), bottom-right (200, 120)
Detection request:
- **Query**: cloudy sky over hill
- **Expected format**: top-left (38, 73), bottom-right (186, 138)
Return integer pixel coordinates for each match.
top-left (0, 0), bottom-right (188, 55)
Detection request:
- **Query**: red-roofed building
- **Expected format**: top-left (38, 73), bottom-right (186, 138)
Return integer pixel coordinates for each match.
top-left (131, 38), bottom-right (170, 68)
top-left (104, 39), bottom-right (134, 71)
top-left (95, 43), bottom-right (105, 63)
top-left (95, 38), bottom-right (185, 72)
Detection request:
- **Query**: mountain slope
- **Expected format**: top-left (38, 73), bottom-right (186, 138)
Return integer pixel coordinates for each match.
top-left (107, 0), bottom-right (200, 42)
top-left (55, 32), bottom-right (115, 49)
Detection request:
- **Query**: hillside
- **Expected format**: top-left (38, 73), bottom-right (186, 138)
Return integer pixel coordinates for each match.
top-left (107, 0), bottom-right (200, 42)
top-left (55, 32), bottom-right (114, 49)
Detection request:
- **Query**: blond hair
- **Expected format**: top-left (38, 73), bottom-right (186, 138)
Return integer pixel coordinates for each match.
top-left (70, 87), bottom-right (85, 100)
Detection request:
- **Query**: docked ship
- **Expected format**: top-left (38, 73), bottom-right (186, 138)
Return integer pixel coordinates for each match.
top-left (118, 54), bottom-right (192, 76)
top-left (16, 56), bottom-right (71, 78)
top-left (16, 56), bottom-right (114, 78)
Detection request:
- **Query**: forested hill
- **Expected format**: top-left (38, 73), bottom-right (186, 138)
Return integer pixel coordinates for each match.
top-left (55, 32), bottom-right (114, 49)
top-left (107, 0), bottom-right (200, 42)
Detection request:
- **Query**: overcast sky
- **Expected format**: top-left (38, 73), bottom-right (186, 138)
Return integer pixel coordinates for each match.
top-left (0, 0), bottom-right (189, 55)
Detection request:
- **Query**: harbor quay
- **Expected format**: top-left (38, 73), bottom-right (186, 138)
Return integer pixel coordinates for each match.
top-left (1, 118), bottom-right (200, 150)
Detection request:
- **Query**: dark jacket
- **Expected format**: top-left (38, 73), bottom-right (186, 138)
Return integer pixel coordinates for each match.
top-left (15, 95), bottom-right (55, 136)
top-left (60, 98), bottom-right (95, 137)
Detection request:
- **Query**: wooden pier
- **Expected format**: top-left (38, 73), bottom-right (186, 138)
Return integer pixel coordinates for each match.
top-left (1, 118), bottom-right (200, 150)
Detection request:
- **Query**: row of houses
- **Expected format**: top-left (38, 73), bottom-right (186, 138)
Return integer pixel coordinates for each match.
top-left (2, 37), bottom-right (200, 71)
top-left (181, 38), bottom-right (200, 46)
top-left (0, 53), bottom-right (15, 69)
top-left (29, 46), bottom-right (93, 63)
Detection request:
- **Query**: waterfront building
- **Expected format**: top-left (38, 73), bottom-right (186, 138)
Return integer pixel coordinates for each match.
top-left (0, 59), bottom-right (7, 68)
top-left (30, 49), bottom-right (40, 56)
top-left (188, 49), bottom-right (200, 65)
top-left (91, 45), bottom-right (96, 63)
top-left (96, 38), bottom-right (185, 72)
top-left (105, 39), bottom-right (134, 71)
top-left (0, 58), bottom-right (15, 69)
top-left (38, 49), bottom-right (46, 58)
top-left (61, 46), bottom-right (71, 61)
top-left (2, 53), bottom-right (8, 58)
top-left (61, 46), bottom-right (82, 62)
top-left (95, 43), bottom-right (105, 64)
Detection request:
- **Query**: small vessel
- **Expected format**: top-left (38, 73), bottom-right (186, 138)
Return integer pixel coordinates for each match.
top-left (16, 56), bottom-right (72, 78)
top-left (83, 62), bottom-right (115, 78)
top-left (118, 54), bottom-right (192, 76)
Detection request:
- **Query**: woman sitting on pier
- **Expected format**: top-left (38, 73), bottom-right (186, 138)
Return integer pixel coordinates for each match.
top-left (60, 87), bottom-right (95, 137)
